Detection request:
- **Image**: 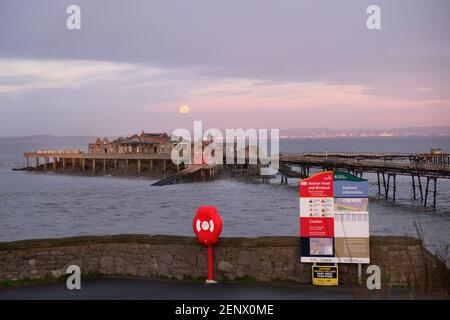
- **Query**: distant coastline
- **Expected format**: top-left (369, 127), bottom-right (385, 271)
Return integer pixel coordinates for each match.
top-left (1, 126), bottom-right (449, 141)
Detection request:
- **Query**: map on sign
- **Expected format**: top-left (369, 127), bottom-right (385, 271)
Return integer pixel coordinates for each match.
top-left (299, 171), bottom-right (370, 264)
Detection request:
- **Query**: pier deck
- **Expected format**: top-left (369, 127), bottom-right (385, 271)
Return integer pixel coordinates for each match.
top-left (280, 154), bottom-right (450, 179)
top-left (24, 151), bottom-right (173, 176)
top-left (24, 151), bottom-right (172, 160)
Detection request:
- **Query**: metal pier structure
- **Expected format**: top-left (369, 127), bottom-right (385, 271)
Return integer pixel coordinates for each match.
top-left (279, 152), bottom-right (450, 209)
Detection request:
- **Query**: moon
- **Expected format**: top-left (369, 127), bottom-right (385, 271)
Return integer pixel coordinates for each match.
top-left (179, 105), bottom-right (190, 114)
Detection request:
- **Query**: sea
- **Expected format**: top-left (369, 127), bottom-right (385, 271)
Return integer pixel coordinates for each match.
top-left (0, 136), bottom-right (449, 263)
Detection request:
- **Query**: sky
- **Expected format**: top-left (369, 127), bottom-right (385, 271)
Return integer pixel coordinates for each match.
top-left (0, 0), bottom-right (449, 136)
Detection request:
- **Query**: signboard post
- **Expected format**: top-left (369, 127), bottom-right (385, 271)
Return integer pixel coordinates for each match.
top-left (299, 171), bottom-right (370, 284)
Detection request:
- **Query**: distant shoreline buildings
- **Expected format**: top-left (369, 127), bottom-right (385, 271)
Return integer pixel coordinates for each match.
top-left (279, 127), bottom-right (450, 139)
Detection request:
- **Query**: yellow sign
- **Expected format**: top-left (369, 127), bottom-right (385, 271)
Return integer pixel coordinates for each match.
top-left (312, 266), bottom-right (338, 285)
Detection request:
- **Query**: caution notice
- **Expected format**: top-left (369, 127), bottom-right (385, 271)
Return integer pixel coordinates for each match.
top-left (312, 266), bottom-right (338, 286)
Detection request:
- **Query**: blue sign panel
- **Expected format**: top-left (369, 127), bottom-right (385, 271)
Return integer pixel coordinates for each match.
top-left (333, 180), bottom-right (368, 198)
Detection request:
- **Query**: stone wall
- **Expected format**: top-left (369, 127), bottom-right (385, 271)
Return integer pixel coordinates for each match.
top-left (0, 235), bottom-right (448, 288)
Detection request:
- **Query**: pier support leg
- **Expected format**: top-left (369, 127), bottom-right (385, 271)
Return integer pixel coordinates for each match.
top-left (26, 157), bottom-right (30, 171)
top-left (393, 174), bottom-right (396, 203)
top-left (412, 174), bottom-right (416, 200)
top-left (103, 159), bottom-right (106, 175)
top-left (72, 158), bottom-right (76, 173)
top-left (82, 158), bottom-right (85, 173)
top-left (92, 159), bottom-right (96, 174)
top-left (386, 174), bottom-right (391, 201)
top-left (125, 159), bottom-right (129, 173)
top-left (163, 160), bottom-right (166, 176)
top-left (114, 159), bottom-right (117, 172)
top-left (150, 160), bottom-right (153, 173)
top-left (53, 157), bottom-right (57, 172)
top-left (418, 175), bottom-right (423, 202)
top-left (35, 158), bottom-right (39, 172)
top-left (62, 158), bottom-right (65, 173)
top-left (377, 172), bottom-right (381, 196)
top-left (433, 178), bottom-right (437, 209)
top-left (424, 177), bottom-right (430, 208)
top-left (138, 159), bottom-right (141, 174)
top-left (44, 158), bottom-right (48, 172)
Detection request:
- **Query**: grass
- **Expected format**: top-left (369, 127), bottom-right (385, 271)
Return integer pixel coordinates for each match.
top-left (0, 271), bottom-right (103, 288)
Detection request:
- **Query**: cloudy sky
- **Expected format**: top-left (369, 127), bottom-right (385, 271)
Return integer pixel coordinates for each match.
top-left (0, 0), bottom-right (449, 136)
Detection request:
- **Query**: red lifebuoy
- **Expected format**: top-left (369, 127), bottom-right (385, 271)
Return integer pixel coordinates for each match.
top-left (193, 206), bottom-right (222, 246)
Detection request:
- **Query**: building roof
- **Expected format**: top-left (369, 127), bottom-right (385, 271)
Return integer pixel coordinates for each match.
top-left (112, 137), bottom-right (164, 145)
top-left (141, 132), bottom-right (169, 138)
top-left (95, 137), bottom-right (110, 145)
top-left (111, 132), bottom-right (170, 145)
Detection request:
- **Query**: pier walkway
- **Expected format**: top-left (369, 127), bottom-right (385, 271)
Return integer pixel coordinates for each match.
top-left (279, 153), bottom-right (450, 208)
top-left (152, 164), bottom-right (217, 186)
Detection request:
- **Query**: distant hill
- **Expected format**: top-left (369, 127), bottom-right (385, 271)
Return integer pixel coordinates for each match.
top-left (0, 135), bottom-right (97, 145)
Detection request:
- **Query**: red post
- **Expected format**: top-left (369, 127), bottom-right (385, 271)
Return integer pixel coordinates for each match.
top-left (207, 245), bottom-right (214, 281)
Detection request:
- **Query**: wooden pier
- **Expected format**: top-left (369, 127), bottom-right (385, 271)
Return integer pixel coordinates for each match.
top-left (24, 151), bottom-right (173, 176)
